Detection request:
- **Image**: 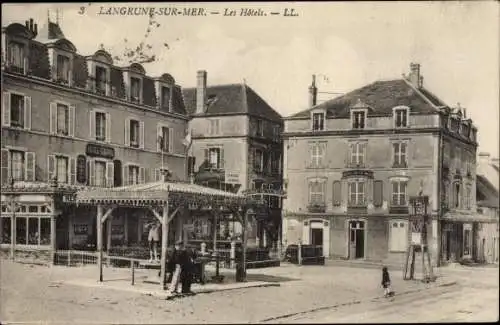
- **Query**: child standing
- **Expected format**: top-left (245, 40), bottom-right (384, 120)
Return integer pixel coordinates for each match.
top-left (381, 266), bottom-right (391, 297)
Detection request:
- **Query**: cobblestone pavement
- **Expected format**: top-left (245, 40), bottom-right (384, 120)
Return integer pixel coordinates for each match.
top-left (1, 259), bottom-right (491, 324)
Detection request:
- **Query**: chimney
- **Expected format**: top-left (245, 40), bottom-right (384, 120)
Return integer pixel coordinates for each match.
top-left (196, 70), bottom-right (207, 114)
top-left (34, 23), bottom-right (38, 37)
top-left (409, 63), bottom-right (421, 88)
top-left (25, 20), bottom-right (29, 29)
top-left (29, 18), bottom-right (34, 32)
top-left (308, 74), bottom-right (317, 107)
top-left (478, 152), bottom-right (490, 165)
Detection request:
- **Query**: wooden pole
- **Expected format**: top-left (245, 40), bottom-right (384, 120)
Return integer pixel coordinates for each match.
top-left (242, 209), bottom-right (247, 281)
top-left (97, 204), bottom-right (103, 282)
top-left (50, 213), bottom-right (57, 264)
top-left (160, 202), bottom-right (169, 290)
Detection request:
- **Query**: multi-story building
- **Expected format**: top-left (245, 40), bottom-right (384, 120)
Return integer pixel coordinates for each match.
top-left (282, 63), bottom-right (480, 266)
top-left (0, 18), bottom-right (188, 252)
top-left (182, 71), bottom-right (283, 248)
top-left (475, 152), bottom-right (499, 264)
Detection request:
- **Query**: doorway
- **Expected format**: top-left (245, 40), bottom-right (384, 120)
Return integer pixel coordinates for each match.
top-left (348, 220), bottom-right (365, 259)
top-left (311, 228), bottom-right (323, 246)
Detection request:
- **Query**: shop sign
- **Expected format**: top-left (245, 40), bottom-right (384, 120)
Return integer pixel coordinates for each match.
top-left (86, 143), bottom-right (115, 159)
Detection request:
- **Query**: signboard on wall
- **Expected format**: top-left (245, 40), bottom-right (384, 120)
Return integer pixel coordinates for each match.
top-left (86, 143), bottom-right (115, 159)
top-left (225, 171), bottom-right (240, 185)
top-left (76, 155), bottom-right (87, 184)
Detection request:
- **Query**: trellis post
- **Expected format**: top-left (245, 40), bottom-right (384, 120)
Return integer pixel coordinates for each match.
top-left (97, 204), bottom-right (103, 282)
top-left (160, 201), bottom-right (169, 290)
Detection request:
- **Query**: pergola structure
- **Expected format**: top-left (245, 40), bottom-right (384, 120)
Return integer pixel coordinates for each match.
top-left (73, 181), bottom-right (254, 288)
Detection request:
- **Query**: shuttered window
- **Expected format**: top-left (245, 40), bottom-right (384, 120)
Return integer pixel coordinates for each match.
top-left (332, 181), bottom-right (341, 206)
top-left (373, 180), bottom-right (383, 207)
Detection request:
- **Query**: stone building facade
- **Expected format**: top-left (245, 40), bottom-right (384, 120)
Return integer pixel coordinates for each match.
top-left (282, 64), bottom-right (479, 266)
top-left (1, 18), bottom-right (188, 252)
top-left (182, 71), bottom-right (283, 248)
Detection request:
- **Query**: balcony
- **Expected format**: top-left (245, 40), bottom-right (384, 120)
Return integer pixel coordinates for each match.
top-left (307, 202), bottom-right (326, 213)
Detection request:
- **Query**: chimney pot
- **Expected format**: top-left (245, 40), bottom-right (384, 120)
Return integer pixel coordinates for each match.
top-left (29, 18), bottom-right (34, 32)
top-left (196, 70), bottom-right (207, 115)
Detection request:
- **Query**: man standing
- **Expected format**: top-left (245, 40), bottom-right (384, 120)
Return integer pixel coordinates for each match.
top-left (166, 241), bottom-right (182, 297)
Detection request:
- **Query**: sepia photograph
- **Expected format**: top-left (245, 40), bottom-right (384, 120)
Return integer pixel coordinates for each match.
top-left (0, 1), bottom-right (499, 324)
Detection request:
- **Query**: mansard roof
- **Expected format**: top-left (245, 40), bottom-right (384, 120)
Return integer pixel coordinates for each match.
top-left (182, 83), bottom-right (282, 122)
top-left (288, 79), bottom-right (443, 119)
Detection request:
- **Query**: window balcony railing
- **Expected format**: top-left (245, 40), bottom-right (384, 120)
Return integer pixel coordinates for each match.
top-left (307, 202), bottom-right (326, 213)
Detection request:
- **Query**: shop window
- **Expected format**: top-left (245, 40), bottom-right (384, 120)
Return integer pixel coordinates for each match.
top-left (16, 217), bottom-right (26, 244)
top-left (1, 217), bottom-right (11, 244)
top-left (40, 218), bottom-right (51, 245)
top-left (28, 218), bottom-right (39, 245)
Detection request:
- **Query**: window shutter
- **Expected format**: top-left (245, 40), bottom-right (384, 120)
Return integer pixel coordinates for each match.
top-left (168, 128), bottom-right (173, 153)
top-left (105, 112), bottom-right (111, 143)
top-left (360, 142), bottom-right (366, 165)
top-left (49, 103), bottom-right (56, 134)
top-left (122, 165), bottom-right (129, 186)
top-left (154, 168), bottom-right (160, 182)
top-left (2, 92), bottom-right (10, 126)
top-left (308, 182), bottom-right (313, 203)
top-left (124, 118), bottom-right (130, 146)
top-left (220, 148), bottom-right (225, 169)
top-left (106, 161), bottom-right (114, 187)
top-left (24, 96), bottom-right (31, 130)
top-left (69, 157), bottom-right (76, 184)
top-left (349, 143), bottom-right (355, 165)
top-left (1, 149), bottom-right (10, 185)
top-left (89, 110), bottom-right (95, 140)
top-left (373, 180), bottom-right (383, 207)
top-left (332, 181), bottom-right (341, 206)
top-left (47, 155), bottom-right (55, 182)
top-left (144, 168), bottom-right (150, 183)
top-left (157, 125), bottom-right (162, 152)
top-left (139, 121), bottom-right (145, 149)
top-left (25, 152), bottom-right (35, 181)
top-left (88, 159), bottom-right (95, 186)
top-left (139, 167), bottom-right (145, 184)
top-left (69, 105), bottom-right (75, 137)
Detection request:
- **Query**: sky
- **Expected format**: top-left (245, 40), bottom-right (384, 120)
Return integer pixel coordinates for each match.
top-left (3, 2), bottom-right (499, 157)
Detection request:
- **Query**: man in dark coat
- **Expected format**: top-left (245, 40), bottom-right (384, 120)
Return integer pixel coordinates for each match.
top-left (179, 245), bottom-right (195, 294)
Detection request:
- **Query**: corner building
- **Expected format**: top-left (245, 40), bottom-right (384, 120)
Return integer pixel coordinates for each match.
top-left (1, 18), bottom-right (188, 252)
top-left (282, 64), bottom-right (479, 266)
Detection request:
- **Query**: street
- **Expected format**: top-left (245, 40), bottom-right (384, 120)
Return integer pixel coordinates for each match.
top-left (1, 259), bottom-right (498, 324)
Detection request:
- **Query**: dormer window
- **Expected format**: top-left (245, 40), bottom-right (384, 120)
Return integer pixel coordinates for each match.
top-left (161, 86), bottom-right (171, 111)
top-left (56, 54), bottom-right (70, 84)
top-left (8, 41), bottom-right (26, 74)
top-left (312, 112), bottom-right (325, 131)
top-left (256, 119), bottom-right (264, 137)
top-left (95, 65), bottom-right (108, 96)
top-left (351, 110), bottom-right (366, 129)
top-left (130, 77), bottom-right (141, 103)
top-left (393, 107), bottom-right (409, 128)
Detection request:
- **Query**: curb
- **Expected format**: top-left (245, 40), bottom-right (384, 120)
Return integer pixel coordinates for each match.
top-left (258, 280), bottom-right (457, 323)
top-left (194, 282), bottom-right (281, 295)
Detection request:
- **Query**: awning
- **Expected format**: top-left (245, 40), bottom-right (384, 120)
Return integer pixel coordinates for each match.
top-left (73, 180), bottom-right (247, 207)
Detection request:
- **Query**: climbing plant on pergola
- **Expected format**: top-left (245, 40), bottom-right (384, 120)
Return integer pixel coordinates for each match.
top-left (73, 181), bottom-right (261, 288)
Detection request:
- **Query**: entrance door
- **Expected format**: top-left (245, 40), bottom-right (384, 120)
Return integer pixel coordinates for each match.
top-left (349, 221), bottom-right (365, 259)
top-left (445, 231), bottom-right (451, 261)
top-left (311, 228), bottom-right (323, 246)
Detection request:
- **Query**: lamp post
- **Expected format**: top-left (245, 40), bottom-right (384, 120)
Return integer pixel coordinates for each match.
top-left (409, 190), bottom-right (434, 282)
top-left (8, 177), bottom-right (19, 260)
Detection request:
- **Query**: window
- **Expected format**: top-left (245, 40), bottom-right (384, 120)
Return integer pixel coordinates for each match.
top-left (129, 119), bottom-right (140, 147)
top-left (272, 125), bottom-right (280, 142)
top-left (352, 111), bottom-right (365, 129)
top-left (312, 112), bottom-right (325, 131)
top-left (10, 93), bottom-right (24, 128)
top-left (256, 120), bottom-right (264, 137)
top-left (161, 86), bottom-right (170, 110)
top-left (203, 147), bottom-right (224, 169)
top-left (95, 66), bottom-right (107, 95)
top-left (95, 112), bottom-right (106, 141)
top-left (56, 103), bottom-right (69, 135)
top-left (349, 142), bottom-right (365, 166)
top-left (465, 186), bottom-right (472, 209)
top-left (391, 181), bottom-right (407, 206)
top-left (130, 77), bottom-right (141, 103)
top-left (254, 149), bottom-right (264, 172)
top-left (10, 150), bottom-right (25, 181)
top-left (159, 126), bottom-right (171, 152)
top-left (393, 142), bottom-right (408, 167)
top-left (348, 181), bottom-right (365, 206)
top-left (209, 119), bottom-right (221, 135)
top-left (56, 55), bottom-right (70, 83)
top-left (390, 221), bottom-right (408, 252)
top-left (394, 108), bottom-right (408, 128)
top-left (1, 217), bottom-right (12, 244)
top-left (94, 161), bottom-right (107, 187)
top-left (8, 41), bottom-right (25, 73)
top-left (309, 181), bottom-right (325, 204)
top-left (55, 156), bottom-right (69, 184)
top-left (271, 152), bottom-right (281, 175)
top-left (310, 142), bottom-right (325, 168)
top-left (128, 165), bottom-right (139, 185)
top-left (453, 182), bottom-right (461, 208)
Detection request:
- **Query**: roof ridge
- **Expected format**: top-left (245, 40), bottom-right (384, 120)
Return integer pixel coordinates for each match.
top-left (402, 78), bottom-right (442, 112)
